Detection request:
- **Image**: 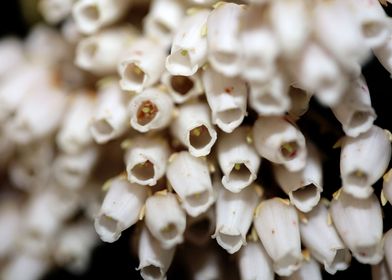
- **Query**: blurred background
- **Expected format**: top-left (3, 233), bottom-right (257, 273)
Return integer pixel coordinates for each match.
top-left (1, 1), bottom-right (392, 279)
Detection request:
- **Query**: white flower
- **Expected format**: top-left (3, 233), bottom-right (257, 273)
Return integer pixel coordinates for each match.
top-left (137, 225), bottom-right (175, 280)
top-left (281, 257), bottom-right (322, 280)
top-left (273, 143), bottom-right (322, 212)
top-left (207, 2), bottom-right (244, 76)
top-left (269, 0), bottom-right (310, 58)
top-left (129, 87), bottom-right (174, 133)
top-left (75, 26), bottom-right (136, 75)
top-left (202, 67), bottom-right (247, 132)
top-left (217, 126), bottom-right (260, 193)
top-left (144, 192), bottom-right (186, 249)
top-left (57, 93), bottom-right (96, 154)
top-left (253, 116), bottom-right (307, 172)
top-left (143, 0), bottom-right (185, 47)
top-left (125, 135), bottom-right (170, 186)
top-left (238, 240), bottom-right (274, 280)
top-left (213, 184), bottom-right (259, 254)
top-left (166, 151), bottom-right (214, 217)
top-left (331, 76), bottom-right (376, 138)
top-left (119, 38), bottom-right (166, 93)
top-left (90, 80), bottom-right (130, 144)
top-left (166, 9), bottom-right (210, 76)
top-left (253, 198), bottom-right (302, 276)
top-left (299, 202), bottom-right (351, 274)
top-left (330, 191), bottom-right (384, 264)
top-left (95, 176), bottom-right (148, 243)
top-left (160, 71), bottom-right (203, 104)
top-left (72, 0), bottom-right (132, 34)
top-left (340, 125), bottom-right (391, 198)
top-left (170, 102), bottom-right (217, 157)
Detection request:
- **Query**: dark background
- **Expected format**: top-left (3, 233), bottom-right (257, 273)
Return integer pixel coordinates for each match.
top-left (1, 1), bottom-right (392, 279)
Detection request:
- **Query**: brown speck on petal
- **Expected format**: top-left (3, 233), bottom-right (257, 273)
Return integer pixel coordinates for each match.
top-left (224, 86), bottom-right (234, 94)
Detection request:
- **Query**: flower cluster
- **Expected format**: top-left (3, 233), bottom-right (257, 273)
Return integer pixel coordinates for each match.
top-left (1, 0), bottom-right (392, 279)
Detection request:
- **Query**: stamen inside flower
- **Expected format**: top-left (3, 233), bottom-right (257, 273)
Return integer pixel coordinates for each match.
top-left (167, 49), bottom-right (193, 74)
top-left (192, 127), bottom-right (202, 137)
top-left (170, 75), bottom-right (194, 95)
top-left (189, 125), bottom-right (212, 149)
top-left (137, 101), bottom-right (158, 125)
top-left (228, 163), bottom-right (251, 186)
top-left (280, 141), bottom-right (298, 159)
